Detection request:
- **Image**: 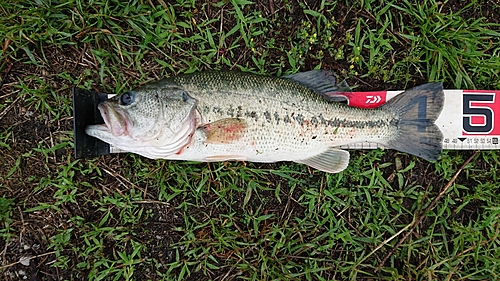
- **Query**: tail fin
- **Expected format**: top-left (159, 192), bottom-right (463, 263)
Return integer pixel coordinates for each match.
top-left (382, 82), bottom-right (444, 161)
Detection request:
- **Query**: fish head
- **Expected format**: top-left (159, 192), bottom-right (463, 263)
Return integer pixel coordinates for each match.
top-left (85, 81), bottom-right (197, 158)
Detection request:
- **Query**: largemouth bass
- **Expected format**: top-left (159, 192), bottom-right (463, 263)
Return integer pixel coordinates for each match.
top-left (85, 70), bottom-right (444, 173)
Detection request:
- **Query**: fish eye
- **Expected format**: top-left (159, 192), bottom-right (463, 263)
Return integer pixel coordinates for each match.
top-left (120, 92), bottom-right (134, 106)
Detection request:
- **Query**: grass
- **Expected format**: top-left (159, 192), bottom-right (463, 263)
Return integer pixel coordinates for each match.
top-left (1, 0), bottom-right (500, 280)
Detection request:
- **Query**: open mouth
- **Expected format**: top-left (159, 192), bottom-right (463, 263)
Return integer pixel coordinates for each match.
top-left (98, 103), bottom-right (130, 136)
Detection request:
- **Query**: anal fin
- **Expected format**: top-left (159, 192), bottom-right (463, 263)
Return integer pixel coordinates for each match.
top-left (296, 148), bottom-right (350, 173)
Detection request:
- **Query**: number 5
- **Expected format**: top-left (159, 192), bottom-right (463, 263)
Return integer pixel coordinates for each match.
top-left (463, 94), bottom-right (494, 134)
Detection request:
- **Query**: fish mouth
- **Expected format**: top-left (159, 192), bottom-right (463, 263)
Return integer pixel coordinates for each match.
top-left (98, 102), bottom-right (131, 136)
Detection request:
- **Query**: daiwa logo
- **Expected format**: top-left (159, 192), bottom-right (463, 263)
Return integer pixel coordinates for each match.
top-left (462, 91), bottom-right (500, 135)
top-left (347, 91), bottom-right (387, 108)
top-left (365, 95), bottom-right (381, 104)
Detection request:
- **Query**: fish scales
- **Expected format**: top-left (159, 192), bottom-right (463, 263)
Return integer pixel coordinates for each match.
top-left (172, 72), bottom-right (397, 160)
top-left (85, 70), bottom-right (444, 173)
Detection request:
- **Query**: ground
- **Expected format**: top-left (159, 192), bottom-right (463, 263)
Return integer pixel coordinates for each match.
top-left (1, 0), bottom-right (500, 280)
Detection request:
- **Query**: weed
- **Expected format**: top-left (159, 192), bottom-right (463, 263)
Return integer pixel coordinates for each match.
top-left (0, 196), bottom-right (14, 241)
top-left (0, 0), bottom-right (499, 280)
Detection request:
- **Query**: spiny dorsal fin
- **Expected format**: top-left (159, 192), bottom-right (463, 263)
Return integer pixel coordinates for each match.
top-left (283, 70), bottom-right (351, 102)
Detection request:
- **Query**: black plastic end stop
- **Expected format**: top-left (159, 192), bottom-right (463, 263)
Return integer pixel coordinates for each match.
top-left (72, 87), bottom-right (110, 159)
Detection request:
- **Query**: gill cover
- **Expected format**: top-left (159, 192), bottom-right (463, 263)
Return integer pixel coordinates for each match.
top-left (85, 79), bottom-right (198, 158)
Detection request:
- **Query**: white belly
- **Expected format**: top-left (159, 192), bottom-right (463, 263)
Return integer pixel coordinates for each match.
top-left (166, 130), bottom-right (330, 163)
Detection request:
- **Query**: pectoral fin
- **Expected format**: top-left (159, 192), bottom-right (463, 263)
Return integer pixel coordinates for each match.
top-left (201, 118), bottom-right (247, 144)
top-left (296, 148), bottom-right (350, 173)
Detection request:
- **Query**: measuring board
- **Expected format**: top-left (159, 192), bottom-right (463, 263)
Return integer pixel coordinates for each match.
top-left (72, 87), bottom-right (500, 159)
top-left (339, 89), bottom-right (500, 150)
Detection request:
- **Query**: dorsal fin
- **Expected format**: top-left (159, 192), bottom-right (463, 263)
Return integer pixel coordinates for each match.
top-left (283, 70), bottom-right (351, 102)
